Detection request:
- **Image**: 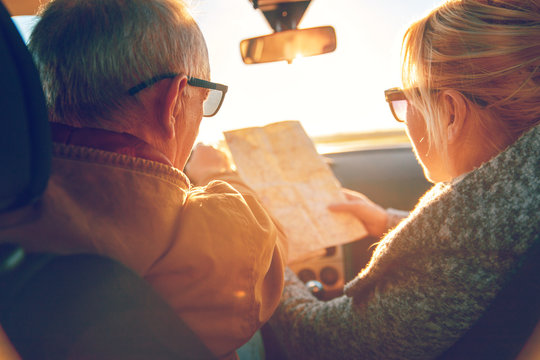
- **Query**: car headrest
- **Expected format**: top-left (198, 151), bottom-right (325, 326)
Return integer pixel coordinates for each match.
top-left (0, 1), bottom-right (50, 213)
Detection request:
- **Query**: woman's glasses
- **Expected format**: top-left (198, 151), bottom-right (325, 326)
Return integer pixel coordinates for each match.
top-left (384, 87), bottom-right (408, 123)
top-left (385, 87), bottom-right (488, 123)
top-left (128, 74), bottom-right (228, 117)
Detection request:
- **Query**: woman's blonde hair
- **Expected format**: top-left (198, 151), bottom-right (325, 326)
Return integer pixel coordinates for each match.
top-left (402, 0), bottom-right (540, 156)
top-left (29, 0), bottom-right (209, 128)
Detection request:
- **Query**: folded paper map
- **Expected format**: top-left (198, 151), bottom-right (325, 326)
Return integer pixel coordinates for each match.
top-left (224, 121), bottom-right (367, 262)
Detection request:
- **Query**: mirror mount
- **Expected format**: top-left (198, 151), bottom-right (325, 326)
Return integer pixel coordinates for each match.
top-left (250, 0), bottom-right (311, 32)
top-left (259, 1), bottom-right (311, 32)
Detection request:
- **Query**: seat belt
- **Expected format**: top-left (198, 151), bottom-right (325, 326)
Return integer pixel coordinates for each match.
top-left (0, 245), bottom-right (216, 360)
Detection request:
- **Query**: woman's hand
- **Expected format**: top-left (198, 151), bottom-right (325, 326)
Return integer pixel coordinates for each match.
top-left (329, 188), bottom-right (388, 238)
top-left (184, 143), bottom-right (234, 186)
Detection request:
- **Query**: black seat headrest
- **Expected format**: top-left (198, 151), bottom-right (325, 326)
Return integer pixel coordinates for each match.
top-left (0, 1), bottom-right (50, 213)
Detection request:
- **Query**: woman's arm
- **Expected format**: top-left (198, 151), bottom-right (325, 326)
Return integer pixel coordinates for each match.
top-left (270, 250), bottom-right (490, 360)
top-left (329, 189), bottom-right (408, 238)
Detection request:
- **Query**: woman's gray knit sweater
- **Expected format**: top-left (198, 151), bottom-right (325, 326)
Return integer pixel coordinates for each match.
top-left (270, 125), bottom-right (540, 360)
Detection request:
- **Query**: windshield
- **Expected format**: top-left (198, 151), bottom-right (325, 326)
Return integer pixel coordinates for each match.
top-left (12, 0), bottom-right (442, 147)
top-left (192, 0), bottom-right (443, 144)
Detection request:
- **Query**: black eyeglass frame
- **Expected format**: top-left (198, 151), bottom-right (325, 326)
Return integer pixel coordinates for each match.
top-left (187, 76), bottom-right (229, 117)
top-left (127, 73), bottom-right (228, 117)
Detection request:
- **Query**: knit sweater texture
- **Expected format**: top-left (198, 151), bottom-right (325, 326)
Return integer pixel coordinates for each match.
top-left (270, 124), bottom-right (540, 360)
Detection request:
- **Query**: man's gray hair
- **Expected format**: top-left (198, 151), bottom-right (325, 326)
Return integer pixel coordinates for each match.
top-left (29, 0), bottom-right (209, 127)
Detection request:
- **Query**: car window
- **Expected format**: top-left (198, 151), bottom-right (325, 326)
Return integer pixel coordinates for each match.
top-left (12, 0), bottom-right (442, 149)
top-left (11, 15), bottom-right (37, 43)
top-left (192, 0), bottom-right (443, 146)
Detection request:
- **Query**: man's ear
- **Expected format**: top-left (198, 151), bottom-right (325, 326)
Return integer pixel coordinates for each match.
top-left (159, 75), bottom-right (188, 140)
top-left (442, 89), bottom-right (468, 145)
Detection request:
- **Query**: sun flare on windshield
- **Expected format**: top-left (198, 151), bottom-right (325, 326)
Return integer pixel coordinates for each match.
top-left (192, 0), bottom-right (437, 145)
top-left (12, 0), bottom-right (436, 146)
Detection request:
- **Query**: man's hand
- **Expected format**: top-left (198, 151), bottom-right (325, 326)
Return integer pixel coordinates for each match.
top-left (328, 188), bottom-right (388, 238)
top-left (184, 143), bottom-right (235, 186)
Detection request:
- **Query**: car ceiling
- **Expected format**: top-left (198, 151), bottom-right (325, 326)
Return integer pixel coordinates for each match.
top-left (3, 0), bottom-right (43, 15)
top-left (5, 0), bottom-right (308, 15)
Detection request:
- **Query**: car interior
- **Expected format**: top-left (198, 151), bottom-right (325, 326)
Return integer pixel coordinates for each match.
top-left (0, 0), bottom-right (539, 359)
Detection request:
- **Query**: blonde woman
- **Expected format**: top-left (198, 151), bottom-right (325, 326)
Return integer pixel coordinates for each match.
top-left (270, 0), bottom-right (540, 359)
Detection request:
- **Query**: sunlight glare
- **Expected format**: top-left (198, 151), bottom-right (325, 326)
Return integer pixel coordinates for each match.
top-left (193, 0), bottom-right (441, 144)
top-left (234, 290), bottom-right (247, 299)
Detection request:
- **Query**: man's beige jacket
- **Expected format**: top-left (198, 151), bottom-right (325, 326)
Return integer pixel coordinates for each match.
top-left (0, 140), bottom-right (287, 358)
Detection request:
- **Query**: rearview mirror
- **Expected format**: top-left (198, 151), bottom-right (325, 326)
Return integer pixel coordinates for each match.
top-left (240, 26), bottom-right (336, 65)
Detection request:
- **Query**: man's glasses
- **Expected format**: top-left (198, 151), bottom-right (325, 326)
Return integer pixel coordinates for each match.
top-left (384, 87), bottom-right (408, 123)
top-left (187, 76), bottom-right (228, 117)
top-left (127, 73), bottom-right (228, 117)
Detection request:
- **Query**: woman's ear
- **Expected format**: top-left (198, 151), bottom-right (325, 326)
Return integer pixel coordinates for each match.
top-left (442, 89), bottom-right (468, 145)
top-left (159, 75), bottom-right (188, 140)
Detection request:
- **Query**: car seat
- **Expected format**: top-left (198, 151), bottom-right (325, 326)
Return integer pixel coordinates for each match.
top-left (437, 235), bottom-right (540, 360)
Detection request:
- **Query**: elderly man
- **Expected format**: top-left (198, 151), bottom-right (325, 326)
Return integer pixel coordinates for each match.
top-left (0, 0), bottom-right (287, 358)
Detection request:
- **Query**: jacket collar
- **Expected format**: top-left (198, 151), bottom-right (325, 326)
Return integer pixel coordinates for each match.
top-left (50, 122), bottom-right (173, 166)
